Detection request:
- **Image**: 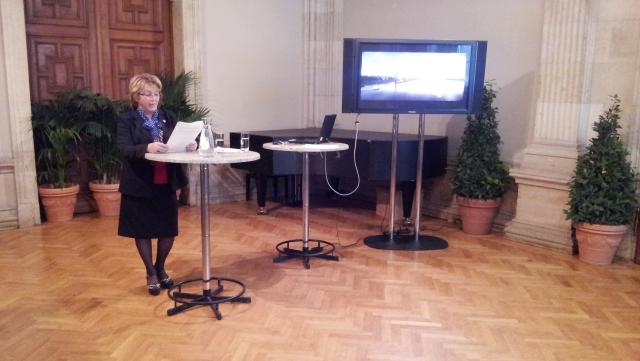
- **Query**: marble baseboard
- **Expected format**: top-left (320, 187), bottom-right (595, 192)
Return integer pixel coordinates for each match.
top-left (0, 209), bottom-right (18, 230)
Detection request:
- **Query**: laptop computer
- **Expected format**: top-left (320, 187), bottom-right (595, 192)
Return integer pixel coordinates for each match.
top-left (286, 114), bottom-right (337, 144)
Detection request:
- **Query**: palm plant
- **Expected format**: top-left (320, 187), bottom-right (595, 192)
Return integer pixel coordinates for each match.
top-left (32, 89), bottom-right (125, 186)
top-left (79, 94), bottom-right (125, 184)
top-left (32, 124), bottom-right (81, 188)
top-left (31, 91), bottom-right (86, 188)
top-left (160, 71), bottom-right (210, 122)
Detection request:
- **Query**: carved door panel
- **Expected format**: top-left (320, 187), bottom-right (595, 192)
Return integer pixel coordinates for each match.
top-left (25, 0), bottom-right (173, 214)
top-left (25, 0), bottom-right (173, 102)
top-left (96, 0), bottom-right (173, 99)
top-left (24, 0), bottom-right (99, 101)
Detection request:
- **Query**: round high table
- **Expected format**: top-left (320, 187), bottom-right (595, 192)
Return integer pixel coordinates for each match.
top-left (263, 142), bottom-right (349, 269)
top-left (146, 149), bottom-right (259, 319)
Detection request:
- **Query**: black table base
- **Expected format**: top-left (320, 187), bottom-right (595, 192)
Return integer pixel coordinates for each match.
top-left (364, 234), bottom-right (448, 251)
top-left (167, 277), bottom-right (251, 320)
top-left (273, 239), bottom-right (339, 269)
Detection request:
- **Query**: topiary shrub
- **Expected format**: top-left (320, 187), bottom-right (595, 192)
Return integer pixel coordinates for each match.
top-left (452, 82), bottom-right (509, 199)
top-left (566, 95), bottom-right (637, 225)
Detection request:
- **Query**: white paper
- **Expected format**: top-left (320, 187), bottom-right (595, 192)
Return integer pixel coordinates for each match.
top-left (166, 121), bottom-right (203, 153)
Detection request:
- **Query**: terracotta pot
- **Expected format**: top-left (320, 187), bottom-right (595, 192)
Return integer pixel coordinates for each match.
top-left (456, 196), bottom-right (501, 235)
top-left (89, 181), bottom-right (121, 217)
top-left (38, 184), bottom-right (80, 222)
top-left (575, 223), bottom-right (628, 265)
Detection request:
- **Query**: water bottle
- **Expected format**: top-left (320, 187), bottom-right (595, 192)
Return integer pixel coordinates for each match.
top-left (199, 117), bottom-right (215, 156)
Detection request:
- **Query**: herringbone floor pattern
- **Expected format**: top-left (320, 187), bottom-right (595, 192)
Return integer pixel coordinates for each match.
top-left (1, 200), bottom-right (639, 361)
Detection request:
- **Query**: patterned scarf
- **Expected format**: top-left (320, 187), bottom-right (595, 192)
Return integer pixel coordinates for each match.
top-left (138, 109), bottom-right (163, 142)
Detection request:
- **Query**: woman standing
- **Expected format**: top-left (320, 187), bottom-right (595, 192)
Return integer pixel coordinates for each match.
top-left (117, 73), bottom-right (196, 295)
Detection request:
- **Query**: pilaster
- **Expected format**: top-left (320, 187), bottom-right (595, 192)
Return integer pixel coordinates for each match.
top-left (303, 0), bottom-right (343, 127)
top-left (0, 0), bottom-right (39, 228)
top-left (505, 0), bottom-right (592, 250)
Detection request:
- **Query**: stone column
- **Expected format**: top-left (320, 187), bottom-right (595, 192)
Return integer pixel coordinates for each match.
top-left (303, 0), bottom-right (343, 127)
top-left (0, 0), bottom-right (40, 229)
top-left (505, 0), bottom-right (594, 251)
top-left (172, 0), bottom-right (204, 206)
top-left (172, 0), bottom-right (202, 83)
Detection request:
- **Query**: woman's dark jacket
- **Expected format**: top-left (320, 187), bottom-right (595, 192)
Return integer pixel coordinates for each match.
top-left (117, 107), bottom-right (188, 197)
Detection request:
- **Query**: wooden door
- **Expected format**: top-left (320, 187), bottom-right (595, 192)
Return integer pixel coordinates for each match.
top-left (25, 0), bottom-right (174, 214)
top-left (25, 0), bottom-right (173, 102)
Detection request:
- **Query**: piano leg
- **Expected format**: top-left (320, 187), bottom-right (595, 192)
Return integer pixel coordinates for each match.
top-left (292, 175), bottom-right (302, 205)
top-left (273, 177), bottom-right (279, 200)
top-left (296, 175), bottom-right (301, 203)
top-left (397, 181), bottom-right (415, 233)
top-left (245, 173), bottom-right (252, 201)
top-left (284, 176), bottom-right (290, 202)
top-left (401, 181), bottom-right (415, 223)
top-left (256, 174), bottom-right (268, 215)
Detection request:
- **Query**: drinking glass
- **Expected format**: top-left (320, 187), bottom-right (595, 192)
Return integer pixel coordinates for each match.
top-left (214, 132), bottom-right (225, 150)
top-left (240, 131), bottom-right (250, 151)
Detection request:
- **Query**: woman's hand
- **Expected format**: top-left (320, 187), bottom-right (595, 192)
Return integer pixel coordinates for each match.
top-left (185, 142), bottom-right (197, 152)
top-left (147, 142), bottom-right (168, 153)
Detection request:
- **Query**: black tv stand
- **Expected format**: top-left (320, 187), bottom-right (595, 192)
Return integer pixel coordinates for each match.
top-left (363, 114), bottom-right (448, 252)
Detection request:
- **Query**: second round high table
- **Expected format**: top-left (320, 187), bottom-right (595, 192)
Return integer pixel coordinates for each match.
top-left (263, 142), bottom-right (349, 269)
top-left (146, 149), bottom-right (260, 319)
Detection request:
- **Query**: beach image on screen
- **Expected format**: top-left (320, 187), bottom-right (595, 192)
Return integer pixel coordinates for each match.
top-left (359, 52), bottom-right (467, 102)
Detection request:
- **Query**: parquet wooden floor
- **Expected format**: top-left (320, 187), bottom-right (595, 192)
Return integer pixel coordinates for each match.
top-left (1, 200), bottom-right (639, 361)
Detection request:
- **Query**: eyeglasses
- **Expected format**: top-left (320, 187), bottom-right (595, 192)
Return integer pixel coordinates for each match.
top-left (138, 92), bottom-right (161, 98)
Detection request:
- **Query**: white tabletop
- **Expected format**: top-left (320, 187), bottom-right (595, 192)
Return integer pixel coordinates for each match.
top-left (145, 148), bottom-right (260, 164)
top-left (263, 142), bottom-right (349, 153)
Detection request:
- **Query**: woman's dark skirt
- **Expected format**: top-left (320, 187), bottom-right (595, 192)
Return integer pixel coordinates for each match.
top-left (118, 184), bottom-right (178, 238)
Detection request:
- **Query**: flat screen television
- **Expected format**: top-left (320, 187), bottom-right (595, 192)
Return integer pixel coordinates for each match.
top-left (342, 38), bottom-right (487, 114)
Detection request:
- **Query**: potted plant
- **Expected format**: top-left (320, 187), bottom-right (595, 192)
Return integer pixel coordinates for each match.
top-left (566, 95), bottom-right (636, 265)
top-left (80, 92), bottom-right (126, 217)
top-left (32, 93), bottom-right (84, 222)
top-left (451, 82), bottom-right (509, 234)
top-left (34, 89), bottom-right (126, 218)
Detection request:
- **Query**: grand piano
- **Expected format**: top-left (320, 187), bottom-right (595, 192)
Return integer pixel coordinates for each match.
top-left (230, 128), bottom-right (447, 218)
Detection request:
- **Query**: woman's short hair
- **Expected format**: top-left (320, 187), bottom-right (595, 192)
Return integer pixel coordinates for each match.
top-left (128, 73), bottom-right (162, 107)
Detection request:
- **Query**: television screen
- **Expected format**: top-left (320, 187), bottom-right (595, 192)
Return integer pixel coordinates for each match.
top-left (343, 39), bottom-right (487, 114)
